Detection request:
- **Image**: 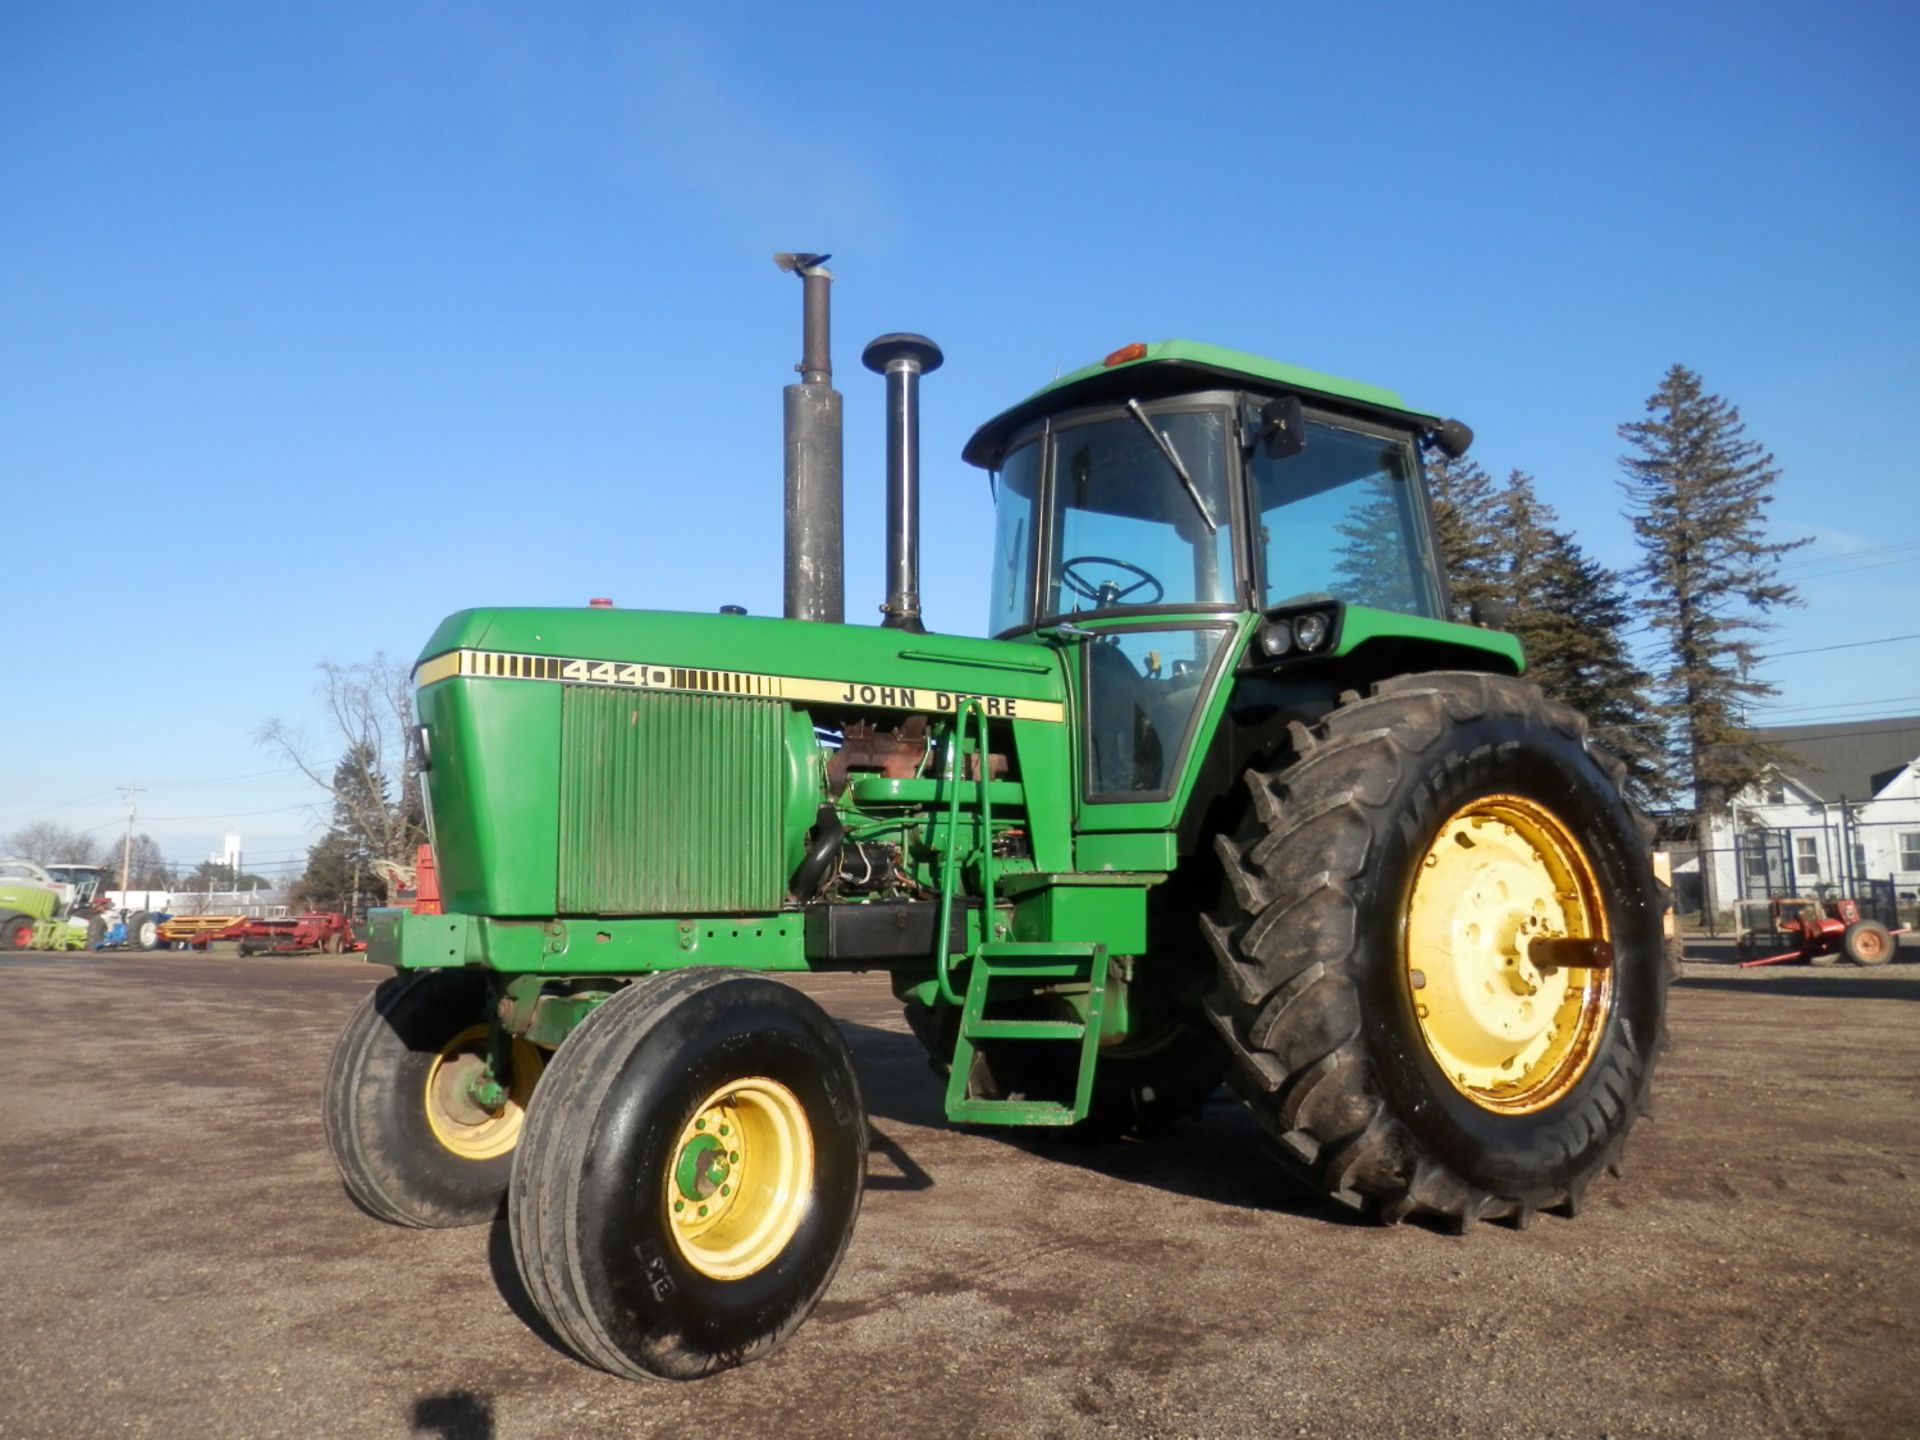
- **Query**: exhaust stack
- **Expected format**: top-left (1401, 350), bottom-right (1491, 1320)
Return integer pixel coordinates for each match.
top-left (776, 252), bottom-right (844, 623)
top-left (862, 332), bottom-right (944, 632)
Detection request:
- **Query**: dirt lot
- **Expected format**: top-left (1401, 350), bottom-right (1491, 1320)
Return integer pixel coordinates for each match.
top-left (0, 945), bottom-right (1914, 1440)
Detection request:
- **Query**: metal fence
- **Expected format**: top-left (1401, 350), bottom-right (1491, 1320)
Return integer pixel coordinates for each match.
top-left (1674, 814), bottom-right (1920, 934)
top-left (159, 889), bottom-right (292, 919)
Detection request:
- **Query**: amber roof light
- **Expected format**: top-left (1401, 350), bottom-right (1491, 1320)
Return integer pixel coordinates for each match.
top-left (1102, 342), bottom-right (1148, 367)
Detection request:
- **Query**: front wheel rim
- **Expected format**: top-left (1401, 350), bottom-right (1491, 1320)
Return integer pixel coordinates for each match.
top-left (423, 1025), bottom-right (542, 1159)
top-left (1403, 794), bottom-right (1613, 1114)
top-left (665, 1077), bottom-right (814, 1281)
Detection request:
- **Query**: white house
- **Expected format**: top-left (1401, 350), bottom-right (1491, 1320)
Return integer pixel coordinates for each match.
top-left (1700, 716), bottom-right (1920, 919)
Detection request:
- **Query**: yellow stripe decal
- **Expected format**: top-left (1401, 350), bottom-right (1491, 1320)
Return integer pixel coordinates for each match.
top-left (414, 647), bottom-right (1066, 723)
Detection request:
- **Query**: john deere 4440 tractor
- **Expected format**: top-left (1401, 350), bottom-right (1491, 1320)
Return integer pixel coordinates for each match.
top-left (325, 266), bottom-right (1672, 1382)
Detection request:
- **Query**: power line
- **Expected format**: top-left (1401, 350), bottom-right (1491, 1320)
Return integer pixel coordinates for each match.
top-left (1778, 541), bottom-right (1916, 573)
top-left (1755, 692), bottom-right (1920, 716)
top-left (0, 787), bottom-right (120, 822)
top-left (145, 766), bottom-right (310, 789)
top-left (141, 803), bottom-right (322, 821)
top-left (1788, 554), bottom-right (1920, 584)
top-left (1758, 632), bottom-right (1920, 660)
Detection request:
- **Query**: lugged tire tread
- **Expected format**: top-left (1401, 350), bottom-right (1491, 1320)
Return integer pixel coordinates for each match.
top-left (1203, 671), bottom-right (1673, 1228)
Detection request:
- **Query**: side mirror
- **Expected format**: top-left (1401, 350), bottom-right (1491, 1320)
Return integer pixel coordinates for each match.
top-left (1426, 418), bottom-right (1474, 459)
top-left (1468, 597), bottom-right (1511, 630)
top-left (1252, 396), bottom-right (1305, 458)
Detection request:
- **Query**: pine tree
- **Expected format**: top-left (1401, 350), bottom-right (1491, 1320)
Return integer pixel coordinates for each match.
top-left (1330, 476), bottom-right (1422, 613)
top-left (1426, 452), bottom-right (1507, 620)
top-left (1495, 472), bottom-right (1664, 802)
top-left (1619, 365), bottom-right (1806, 915)
top-left (295, 743), bottom-right (415, 911)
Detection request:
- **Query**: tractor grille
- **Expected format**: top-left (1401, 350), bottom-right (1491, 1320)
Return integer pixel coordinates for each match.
top-left (557, 687), bottom-right (786, 915)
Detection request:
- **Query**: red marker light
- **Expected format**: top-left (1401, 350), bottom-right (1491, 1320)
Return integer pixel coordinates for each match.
top-left (589, 597), bottom-right (614, 608)
top-left (1102, 342), bottom-right (1148, 368)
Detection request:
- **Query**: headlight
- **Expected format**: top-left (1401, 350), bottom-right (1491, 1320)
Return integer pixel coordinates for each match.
top-left (1259, 623), bottom-right (1294, 658)
top-left (1292, 612), bottom-right (1331, 651)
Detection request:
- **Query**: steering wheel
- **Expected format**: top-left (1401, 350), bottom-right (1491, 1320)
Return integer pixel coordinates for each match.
top-left (1060, 555), bottom-right (1165, 607)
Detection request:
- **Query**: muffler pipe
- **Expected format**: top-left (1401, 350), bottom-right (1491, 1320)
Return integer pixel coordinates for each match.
top-left (862, 332), bottom-right (943, 632)
top-left (776, 252), bottom-right (843, 623)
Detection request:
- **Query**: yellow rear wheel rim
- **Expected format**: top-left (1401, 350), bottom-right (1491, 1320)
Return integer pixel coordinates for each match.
top-left (665, 1077), bottom-right (813, 1281)
top-left (1404, 794), bottom-right (1612, 1114)
top-left (423, 1025), bottom-right (543, 1160)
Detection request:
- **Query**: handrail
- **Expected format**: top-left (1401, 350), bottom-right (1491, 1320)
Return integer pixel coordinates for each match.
top-left (931, 699), bottom-right (995, 1006)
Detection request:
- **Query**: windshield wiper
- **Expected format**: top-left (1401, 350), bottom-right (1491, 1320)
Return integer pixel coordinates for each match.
top-left (1126, 399), bottom-right (1218, 534)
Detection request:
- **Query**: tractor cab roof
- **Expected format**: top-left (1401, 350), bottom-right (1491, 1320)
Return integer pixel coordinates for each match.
top-left (962, 339), bottom-right (1441, 471)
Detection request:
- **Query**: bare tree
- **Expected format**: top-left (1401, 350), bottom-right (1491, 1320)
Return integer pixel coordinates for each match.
top-left (4, 821), bottom-right (106, 866)
top-left (257, 654), bottom-right (425, 870)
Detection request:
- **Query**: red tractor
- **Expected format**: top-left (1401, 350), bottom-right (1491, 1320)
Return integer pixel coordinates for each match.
top-left (1736, 895), bottom-right (1902, 967)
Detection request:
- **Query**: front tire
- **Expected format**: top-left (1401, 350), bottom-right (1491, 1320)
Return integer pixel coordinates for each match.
top-left (510, 970), bottom-right (866, 1381)
top-left (323, 968), bottom-right (543, 1227)
top-left (1842, 919), bottom-right (1895, 966)
top-left (1203, 672), bottom-right (1673, 1229)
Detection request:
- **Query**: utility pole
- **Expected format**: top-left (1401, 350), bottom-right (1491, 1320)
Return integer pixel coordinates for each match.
top-left (118, 785), bottom-right (145, 897)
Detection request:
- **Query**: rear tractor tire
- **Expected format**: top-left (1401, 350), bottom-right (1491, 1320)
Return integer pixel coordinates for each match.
top-left (126, 911), bottom-right (159, 951)
top-left (510, 970), bottom-right (867, 1381)
top-left (1203, 672), bottom-right (1673, 1230)
top-left (1842, 919), bottom-right (1895, 967)
top-left (323, 968), bottom-right (544, 1227)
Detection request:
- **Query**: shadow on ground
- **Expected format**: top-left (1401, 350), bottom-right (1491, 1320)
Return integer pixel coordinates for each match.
top-left (836, 1017), bottom-right (1366, 1226)
top-left (1677, 971), bottom-right (1920, 1002)
top-left (484, 1202), bottom-right (573, 1364)
top-left (410, 1390), bottom-right (494, 1440)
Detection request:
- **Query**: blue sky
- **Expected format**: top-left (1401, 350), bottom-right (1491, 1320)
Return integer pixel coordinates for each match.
top-left (4, 1), bottom-right (1916, 876)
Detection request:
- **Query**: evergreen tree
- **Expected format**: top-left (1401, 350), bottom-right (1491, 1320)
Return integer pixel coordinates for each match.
top-left (1426, 452), bottom-right (1507, 620)
top-left (1618, 365), bottom-right (1806, 914)
top-left (1331, 476), bottom-right (1421, 612)
top-left (1494, 472), bottom-right (1665, 802)
top-left (295, 743), bottom-right (413, 911)
top-left (258, 652), bottom-right (426, 906)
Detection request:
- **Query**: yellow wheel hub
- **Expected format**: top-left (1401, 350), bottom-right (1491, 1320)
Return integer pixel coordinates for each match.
top-left (1404, 794), bottom-right (1612, 1113)
top-left (423, 1025), bottom-right (543, 1160)
top-left (666, 1077), bottom-right (813, 1282)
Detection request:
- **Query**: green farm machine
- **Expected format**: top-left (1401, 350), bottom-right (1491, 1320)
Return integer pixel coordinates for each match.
top-left (325, 259), bottom-right (1672, 1381)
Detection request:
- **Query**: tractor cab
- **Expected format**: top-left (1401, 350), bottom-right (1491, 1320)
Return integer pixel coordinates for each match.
top-left (42, 863), bottom-right (105, 912)
top-left (965, 340), bottom-right (1466, 800)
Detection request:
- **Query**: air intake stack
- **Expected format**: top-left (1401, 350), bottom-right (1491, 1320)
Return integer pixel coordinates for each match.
top-left (776, 252), bottom-right (844, 623)
top-left (862, 332), bottom-right (943, 632)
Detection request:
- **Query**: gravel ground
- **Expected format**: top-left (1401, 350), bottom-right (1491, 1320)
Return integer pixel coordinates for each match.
top-left (0, 944), bottom-right (1914, 1440)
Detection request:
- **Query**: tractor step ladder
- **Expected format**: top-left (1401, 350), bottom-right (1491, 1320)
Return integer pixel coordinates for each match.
top-left (943, 939), bottom-right (1109, 1127)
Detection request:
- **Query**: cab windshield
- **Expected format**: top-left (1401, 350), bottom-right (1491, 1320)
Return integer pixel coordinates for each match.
top-left (1040, 406), bottom-right (1235, 623)
top-left (1250, 420), bottom-right (1441, 618)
